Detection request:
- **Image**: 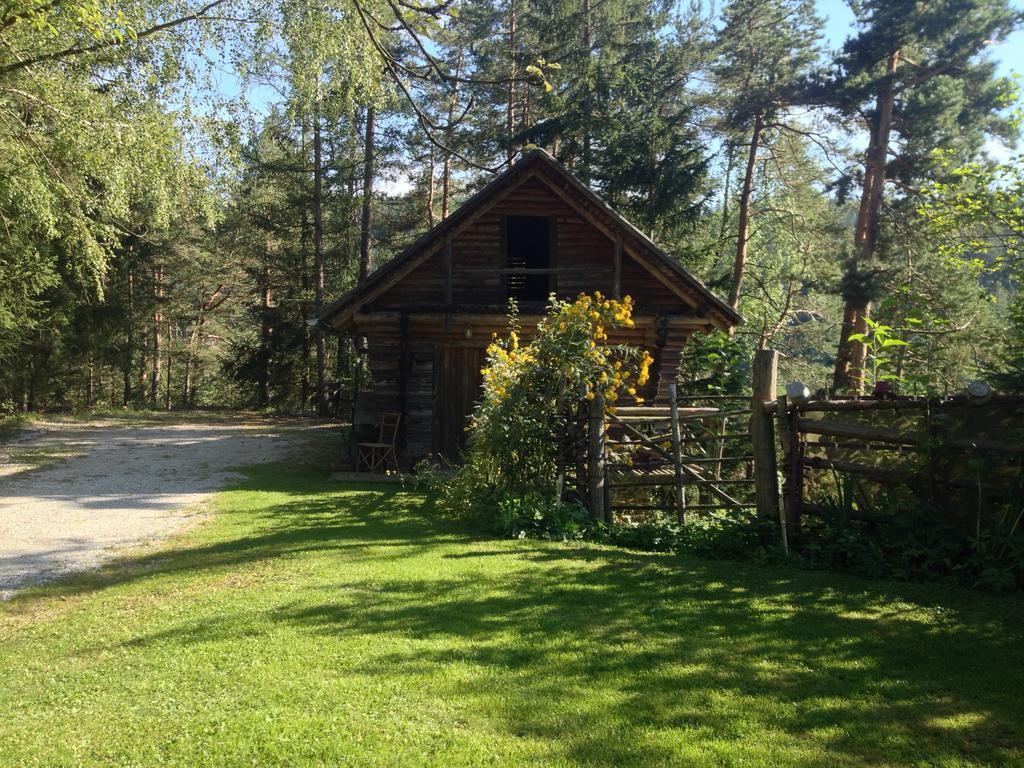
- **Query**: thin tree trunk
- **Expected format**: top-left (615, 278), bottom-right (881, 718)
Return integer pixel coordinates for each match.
top-left (426, 149), bottom-right (436, 227)
top-left (150, 265), bottom-right (163, 407)
top-left (183, 340), bottom-right (193, 407)
top-left (27, 366), bottom-right (36, 412)
top-left (348, 120), bottom-right (360, 251)
top-left (335, 334), bottom-right (346, 417)
top-left (85, 358), bottom-right (94, 408)
top-left (358, 104), bottom-right (375, 282)
top-left (506, 0), bottom-right (517, 166)
top-left (718, 141), bottom-right (735, 250)
top-left (183, 315), bottom-right (204, 406)
top-left (164, 316), bottom-right (172, 410)
top-left (123, 268), bottom-right (134, 407)
top-left (300, 123), bottom-right (312, 412)
top-left (139, 338), bottom-right (148, 406)
top-left (581, 0), bottom-right (592, 181)
top-left (313, 107), bottom-right (329, 415)
top-left (259, 262), bottom-right (272, 408)
top-left (442, 51), bottom-right (463, 219)
top-left (441, 149), bottom-right (452, 218)
top-left (834, 49), bottom-right (899, 393)
top-left (523, 77), bottom-right (531, 135)
top-left (728, 113), bottom-right (764, 309)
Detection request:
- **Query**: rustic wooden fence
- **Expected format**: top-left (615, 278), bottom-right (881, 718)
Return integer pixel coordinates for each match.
top-left (570, 386), bottom-right (757, 525)
top-left (572, 347), bottom-right (1024, 551)
top-left (754, 349), bottom-right (1024, 546)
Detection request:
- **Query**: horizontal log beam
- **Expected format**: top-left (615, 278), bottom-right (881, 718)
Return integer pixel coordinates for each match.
top-left (798, 394), bottom-right (1024, 412)
top-left (796, 418), bottom-right (919, 446)
top-left (803, 456), bottom-right (905, 481)
top-left (612, 503), bottom-right (757, 511)
top-left (799, 420), bottom-right (1023, 455)
top-left (353, 309), bottom-right (709, 331)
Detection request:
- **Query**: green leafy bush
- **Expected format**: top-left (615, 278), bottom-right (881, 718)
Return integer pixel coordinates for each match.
top-left (798, 482), bottom-right (1024, 592)
top-left (495, 492), bottom-right (592, 540)
top-left (443, 292), bottom-right (650, 521)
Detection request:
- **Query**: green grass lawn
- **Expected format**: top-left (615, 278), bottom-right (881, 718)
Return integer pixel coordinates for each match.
top-left (2, 465), bottom-right (1023, 767)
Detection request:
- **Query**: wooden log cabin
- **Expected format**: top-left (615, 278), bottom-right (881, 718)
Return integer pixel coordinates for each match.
top-left (317, 149), bottom-right (741, 466)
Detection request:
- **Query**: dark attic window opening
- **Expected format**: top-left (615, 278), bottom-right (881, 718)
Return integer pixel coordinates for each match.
top-left (504, 215), bottom-right (553, 304)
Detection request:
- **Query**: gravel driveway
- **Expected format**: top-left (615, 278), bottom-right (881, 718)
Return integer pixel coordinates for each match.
top-left (0, 417), bottom-right (333, 598)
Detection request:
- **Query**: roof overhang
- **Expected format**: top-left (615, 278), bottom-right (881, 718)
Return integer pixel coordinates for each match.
top-left (317, 149), bottom-right (742, 333)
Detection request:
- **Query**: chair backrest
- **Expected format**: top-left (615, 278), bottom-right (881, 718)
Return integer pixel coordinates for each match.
top-left (377, 412), bottom-right (401, 445)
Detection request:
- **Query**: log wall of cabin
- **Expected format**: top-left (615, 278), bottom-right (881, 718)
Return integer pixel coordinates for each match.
top-left (357, 311), bottom-right (694, 466)
top-left (369, 177), bottom-right (699, 317)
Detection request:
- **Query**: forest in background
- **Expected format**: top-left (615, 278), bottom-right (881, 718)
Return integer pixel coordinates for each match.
top-left (1, 0), bottom-right (1022, 415)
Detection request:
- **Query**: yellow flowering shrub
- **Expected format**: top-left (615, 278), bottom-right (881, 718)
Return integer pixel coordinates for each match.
top-left (448, 293), bottom-right (652, 519)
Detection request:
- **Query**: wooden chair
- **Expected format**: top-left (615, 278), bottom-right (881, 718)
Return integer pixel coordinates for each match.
top-left (357, 412), bottom-right (401, 473)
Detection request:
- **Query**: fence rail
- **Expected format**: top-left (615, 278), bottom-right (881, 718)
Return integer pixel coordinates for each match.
top-left (569, 387), bottom-right (756, 524)
top-left (567, 348), bottom-right (1023, 554)
top-left (751, 350), bottom-right (1024, 544)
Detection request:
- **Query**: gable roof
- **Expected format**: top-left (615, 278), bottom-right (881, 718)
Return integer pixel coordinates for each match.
top-left (317, 149), bottom-right (742, 331)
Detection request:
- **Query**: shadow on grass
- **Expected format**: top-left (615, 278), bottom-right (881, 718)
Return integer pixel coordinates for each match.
top-left (271, 557), bottom-right (1024, 765)
top-left (2, 464), bottom-right (438, 604)
top-left (9, 464), bottom-right (1024, 766)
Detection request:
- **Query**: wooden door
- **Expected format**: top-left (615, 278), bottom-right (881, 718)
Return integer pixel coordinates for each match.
top-left (434, 345), bottom-right (485, 464)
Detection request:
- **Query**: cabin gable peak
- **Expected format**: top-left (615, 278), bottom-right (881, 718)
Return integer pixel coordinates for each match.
top-left (317, 149), bottom-right (741, 331)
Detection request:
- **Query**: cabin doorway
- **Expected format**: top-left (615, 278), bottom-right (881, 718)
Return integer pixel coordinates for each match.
top-left (434, 345), bottom-right (485, 464)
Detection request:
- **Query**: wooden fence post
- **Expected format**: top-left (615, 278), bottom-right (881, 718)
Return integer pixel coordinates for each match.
top-left (751, 349), bottom-right (780, 525)
top-left (668, 382), bottom-right (687, 525)
top-left (775, 394), bottom-right (792, 548)
top-left (776, 392), bottom-right (804, 541)
top-left (587, 392), bottom-right (607, 523)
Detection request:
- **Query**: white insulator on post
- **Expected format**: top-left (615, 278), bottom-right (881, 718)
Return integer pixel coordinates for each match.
top-left (785, 380), bottom-right (811, 405)
top-left (966, 380), bottom-right (992, 403)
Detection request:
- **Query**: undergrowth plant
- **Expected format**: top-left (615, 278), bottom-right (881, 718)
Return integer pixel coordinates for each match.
top-left (444, 292), bottom-right (650, 528)
top-left (847, 317), bottom-right (909, 390)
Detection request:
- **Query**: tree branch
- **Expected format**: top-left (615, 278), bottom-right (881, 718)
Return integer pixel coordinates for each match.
top-left (0, 0), bottom-right (227, 74)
